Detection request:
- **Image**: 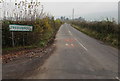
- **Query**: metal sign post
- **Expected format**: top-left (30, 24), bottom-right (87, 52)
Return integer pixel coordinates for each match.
top-left (23, 32), bottom-right (25, 46)
top-left (9, 24), bottom-right (33, 47)
top-left (11, 31), bottom-right (15, 47)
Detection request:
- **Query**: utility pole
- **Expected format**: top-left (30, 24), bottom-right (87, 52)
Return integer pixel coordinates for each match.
top-left (12, 32), bottom-right (15, 47)
top-left (72, 8), bottom-right (74, 20)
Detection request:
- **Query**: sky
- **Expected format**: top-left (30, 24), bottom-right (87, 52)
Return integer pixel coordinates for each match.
top-left (41, 2), bottom-right (118, 21)
top-left (0, 0), bottom-right (119, 22)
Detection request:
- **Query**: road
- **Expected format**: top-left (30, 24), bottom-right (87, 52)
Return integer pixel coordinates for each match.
top-left (26, 23), bottom-right (118, 79)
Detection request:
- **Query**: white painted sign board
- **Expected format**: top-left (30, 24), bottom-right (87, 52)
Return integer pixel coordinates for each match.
top-left (9, 24), bottom-right (33, 31)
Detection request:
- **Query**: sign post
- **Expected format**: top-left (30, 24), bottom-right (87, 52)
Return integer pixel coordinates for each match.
top-left (23, 32), bottom-right (25, 46)
top-left (11, 31), bottom-right (15, 47)
top-left (9, 24), bottom-right (33, 47)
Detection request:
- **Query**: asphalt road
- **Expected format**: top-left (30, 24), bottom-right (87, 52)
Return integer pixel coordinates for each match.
top-left (27, 23), bottom-right (118, 79)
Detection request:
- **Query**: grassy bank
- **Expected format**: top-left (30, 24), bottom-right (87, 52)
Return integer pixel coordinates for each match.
top-left (71, 23), bottom-right (119, 48)
top-left (2, 45), bottom-right (38, 54)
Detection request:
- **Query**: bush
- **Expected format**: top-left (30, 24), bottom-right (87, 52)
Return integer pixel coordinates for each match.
top-left (2, 17), bottom-right (62, 48)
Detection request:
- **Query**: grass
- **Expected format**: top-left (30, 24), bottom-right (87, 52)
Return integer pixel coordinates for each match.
top-left (72, 24), bottom-right (118, 48)
top-left (2, 45), bottom-right (38, 54)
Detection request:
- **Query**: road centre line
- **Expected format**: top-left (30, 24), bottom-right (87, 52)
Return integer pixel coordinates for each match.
top-left (67, 26), bottom-right (87, 51)
top-left (69, 31), bottom-right (72, 35)
top-left (75, 38), bottom-right (88, 51)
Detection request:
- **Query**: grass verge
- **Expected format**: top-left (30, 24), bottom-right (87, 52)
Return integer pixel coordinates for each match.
top-left (3, 45), bottom-right (38, 55)
top-left (72, 24), bottom-right (118, 48)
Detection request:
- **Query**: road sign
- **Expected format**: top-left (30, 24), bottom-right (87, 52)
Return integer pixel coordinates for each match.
top-left (9, 24), bottom-right (33, 31)
top-left (9, 24), bottom-right (33, 47)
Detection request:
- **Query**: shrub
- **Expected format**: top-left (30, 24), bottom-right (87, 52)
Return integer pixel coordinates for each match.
top-left (2, 17), bottom-right (62, 48)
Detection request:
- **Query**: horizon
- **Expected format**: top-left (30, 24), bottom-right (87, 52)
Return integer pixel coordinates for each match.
top-left (0, 1), bottom-right (118, 22)
top-left (41, 2), bottom-right (118, 22)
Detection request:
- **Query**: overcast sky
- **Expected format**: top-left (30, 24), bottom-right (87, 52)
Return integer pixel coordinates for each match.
top-left (0, 1), bottom-right (118, 22)
top-left (41, 2), bottom-right (118, 21)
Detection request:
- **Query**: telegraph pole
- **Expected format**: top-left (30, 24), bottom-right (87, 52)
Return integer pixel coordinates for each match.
top-left (72, 8), bottom-right (74, 20)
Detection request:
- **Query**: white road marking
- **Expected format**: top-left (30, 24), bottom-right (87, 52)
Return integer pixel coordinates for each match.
top-left (67, 27), bottom-right (87, 51)
top-left (65, 43), bottom-right (69, 46)
top-left (75, 38), bottom-right (88, 51)
top-left (115, 77), bottom-right (120, 81)
top-left (69, 31), bottom-right (72, 35)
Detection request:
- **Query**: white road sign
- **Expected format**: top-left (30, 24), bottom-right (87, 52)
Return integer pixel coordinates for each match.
top-left (9, 24), bottom-right (33, 31)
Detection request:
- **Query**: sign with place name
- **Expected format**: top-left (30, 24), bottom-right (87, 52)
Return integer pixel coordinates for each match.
top-left (9, 24), bottom-right (33, 31)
